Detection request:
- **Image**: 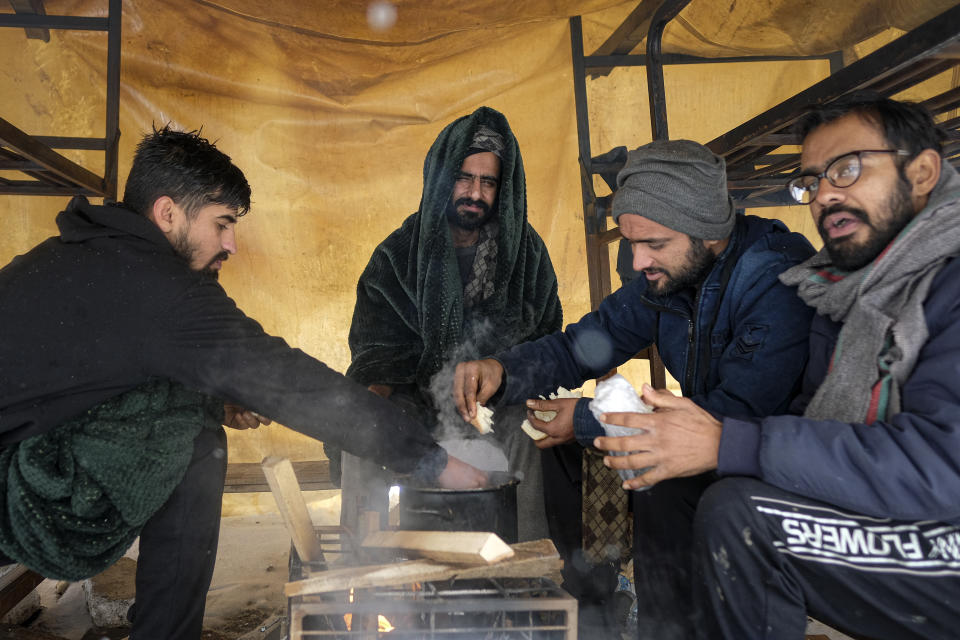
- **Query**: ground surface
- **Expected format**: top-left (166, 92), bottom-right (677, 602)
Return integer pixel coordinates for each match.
top-left (2, 488), bottom-right (853, 640)
top-left (3, 490), bottom-right (341, 639)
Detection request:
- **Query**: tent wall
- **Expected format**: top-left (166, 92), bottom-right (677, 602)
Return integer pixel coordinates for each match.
top-left (2, 1), bottom-right (953, 498)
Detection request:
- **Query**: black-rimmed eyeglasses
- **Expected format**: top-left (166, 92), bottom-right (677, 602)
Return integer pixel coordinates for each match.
top-left (786, 149), bottom-right (911, 205)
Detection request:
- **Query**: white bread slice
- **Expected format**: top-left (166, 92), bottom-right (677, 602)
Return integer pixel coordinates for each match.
top-left (519, 386), bottom-right (582, 440)
top-left (469, 403), bottom-right (494, 434)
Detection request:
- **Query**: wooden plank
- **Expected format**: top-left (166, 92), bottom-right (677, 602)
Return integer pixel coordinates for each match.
top-left (0, 565), bottom-right (45, 617)
top-left (362, 530), bottom-right (514, 566)
top-left (261, 456), bottom-right (323, 564)
top-left (285, 538), bottom-right (560, 597)
top-left (358, 510), bottom-right (381, 540)
top-left (224, 460), bottom-right (331, 493)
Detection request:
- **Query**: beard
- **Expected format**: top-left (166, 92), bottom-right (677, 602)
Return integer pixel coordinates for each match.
top-left (646, 238), bottom-right (717, 296)
top-left (818, 174), bottom-right (914, 272)
top-left (445, 197), bottom-right (494, 231)
top-left (170, 226), bottom-right (226, 280)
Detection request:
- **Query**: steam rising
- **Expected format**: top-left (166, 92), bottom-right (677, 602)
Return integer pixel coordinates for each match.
top-left (427, 318), bottom-right (510, 472)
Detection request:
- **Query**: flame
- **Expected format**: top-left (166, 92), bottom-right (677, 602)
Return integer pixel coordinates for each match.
top-left (342, 613), bottom-right (394, 632)
top-left (379, 615), bottom-right (395, 632)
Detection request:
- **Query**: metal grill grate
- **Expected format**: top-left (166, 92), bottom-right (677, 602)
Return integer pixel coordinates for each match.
top-left (287, 527), bottom-right (577, 640)
top-left (289, 576), bottom-right (576, 640)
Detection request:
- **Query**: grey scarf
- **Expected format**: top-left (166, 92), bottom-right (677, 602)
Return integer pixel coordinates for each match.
top-left (463, 219), bottom-right (498, 308)
top-left (780, 160), bottom-right (960, 423)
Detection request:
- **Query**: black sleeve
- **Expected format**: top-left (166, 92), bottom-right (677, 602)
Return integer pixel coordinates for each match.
top-left (146, 279), bottom-right (445, 478)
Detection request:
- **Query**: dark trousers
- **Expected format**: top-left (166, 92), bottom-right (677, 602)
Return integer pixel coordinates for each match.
top-left (631, 470), bottom-right (715, 639)
top-left (542, 442), bottom-right (619, 637)
top-left (128, 426), bottom-right (228, 640)
top-left (693, 477), bottom-right (960, 640)
top-left (543, 443), bottom-right (715, 639)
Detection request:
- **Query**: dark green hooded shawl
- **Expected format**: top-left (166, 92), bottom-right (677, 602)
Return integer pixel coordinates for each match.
top-left (346, 106), bottom-right (562, 392)
top-left (0, 379), bottom-right (222, 580)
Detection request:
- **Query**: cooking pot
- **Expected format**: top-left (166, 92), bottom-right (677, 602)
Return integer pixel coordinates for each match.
top-left (397, 471), bottom-right (519, 543)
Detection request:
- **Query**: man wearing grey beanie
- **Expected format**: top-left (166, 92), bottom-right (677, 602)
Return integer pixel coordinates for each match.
top-left (453, 139), bottom-right (815, 638)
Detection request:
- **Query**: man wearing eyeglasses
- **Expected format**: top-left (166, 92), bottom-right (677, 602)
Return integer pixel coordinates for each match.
top-left (328, 106), bottom-right (562, 542)
top-left (594, 93), bottom-right (960, 639)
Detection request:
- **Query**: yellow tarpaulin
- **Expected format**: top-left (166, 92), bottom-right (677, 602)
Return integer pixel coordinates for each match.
top-left (1, 1), bottom-right (956, 498)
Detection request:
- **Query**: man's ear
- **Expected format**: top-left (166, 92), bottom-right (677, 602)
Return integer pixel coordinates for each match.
top-left (703, 236), bottom-right (730, 256)
top-left (905, 148), bottom-right (941, 201)
top-left (148, 196), bottom-right (179, 233)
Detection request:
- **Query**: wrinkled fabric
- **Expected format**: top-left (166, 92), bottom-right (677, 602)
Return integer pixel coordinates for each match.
top-left (347, 106), bottom-right (562, 392)
top-left (0, 379), bottom-right (222, 580)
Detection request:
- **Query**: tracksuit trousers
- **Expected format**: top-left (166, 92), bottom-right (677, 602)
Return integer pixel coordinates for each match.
top-left (693, 477), bottom-right (960, 640)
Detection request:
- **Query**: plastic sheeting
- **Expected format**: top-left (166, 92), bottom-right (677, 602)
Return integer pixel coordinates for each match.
top-left (1, 0), bottom-right (956, 479)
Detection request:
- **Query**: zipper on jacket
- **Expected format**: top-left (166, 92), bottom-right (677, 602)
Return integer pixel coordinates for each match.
top-left (683, 287), bottom-right (701, 392)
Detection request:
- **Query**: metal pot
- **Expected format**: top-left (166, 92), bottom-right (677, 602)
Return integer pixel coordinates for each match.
top-left (397, 471), bottom-right (519, 543)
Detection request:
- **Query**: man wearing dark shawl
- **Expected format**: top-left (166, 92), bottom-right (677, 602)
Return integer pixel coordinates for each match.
top-left (330, 106), bottom-right (562, 541)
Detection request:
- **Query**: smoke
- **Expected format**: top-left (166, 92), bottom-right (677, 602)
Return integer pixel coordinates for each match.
top-left (425, 318), bottom-right (512, 474)
top-left (427, 317), bottom-right (499, 442)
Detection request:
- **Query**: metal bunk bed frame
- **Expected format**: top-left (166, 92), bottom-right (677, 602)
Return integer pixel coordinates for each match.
top-left (0, 0), bottom-right (121, 199)
top-left (569, 0), bottom-right (960, 385)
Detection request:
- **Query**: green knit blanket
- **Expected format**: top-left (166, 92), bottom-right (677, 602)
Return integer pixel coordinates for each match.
top-left (347, 106), bottom-right (562, 390)
top-left (0, 379), bottom-right (222, 580)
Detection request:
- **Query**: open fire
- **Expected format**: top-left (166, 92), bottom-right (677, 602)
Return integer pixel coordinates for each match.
top-left (287, 527), bottom-right (577, 639)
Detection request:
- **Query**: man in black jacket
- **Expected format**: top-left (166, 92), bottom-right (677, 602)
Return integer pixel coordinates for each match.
top-left (0, 126), bottom-right (484, 640)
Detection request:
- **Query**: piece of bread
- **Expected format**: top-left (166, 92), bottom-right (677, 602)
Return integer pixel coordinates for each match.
top-left (520, 386), bottom-right (582, 441)
top-left (520, 420), bottom-right (549, 441)
top-left (469, 403), bottom-right (494, 434)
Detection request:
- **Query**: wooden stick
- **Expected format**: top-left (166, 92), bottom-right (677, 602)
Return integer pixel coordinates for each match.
top-left (362, 530), bottom-right (514, 565)
top-left (261, 456), bottom-right (322, 563)
top-left (285, 538), bottom-right (559, 597)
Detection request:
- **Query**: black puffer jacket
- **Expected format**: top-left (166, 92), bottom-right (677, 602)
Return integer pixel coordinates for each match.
top-left (0, 197), bottom-right (445, 478)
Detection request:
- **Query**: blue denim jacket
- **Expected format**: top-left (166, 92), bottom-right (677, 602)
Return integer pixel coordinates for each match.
top-left (495, 214), bottom-right (815, 444)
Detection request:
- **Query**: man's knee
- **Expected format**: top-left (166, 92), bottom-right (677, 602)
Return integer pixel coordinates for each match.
top-left (694, 477), bottom-right (769, 547)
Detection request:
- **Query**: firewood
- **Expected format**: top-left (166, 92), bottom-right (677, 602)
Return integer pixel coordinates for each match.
top-left (361, 530), bottom-right (514, 565)
top-left (261, 456), bottom-right (322, 563)
top-left (285, 538), bottom-right (559, 597)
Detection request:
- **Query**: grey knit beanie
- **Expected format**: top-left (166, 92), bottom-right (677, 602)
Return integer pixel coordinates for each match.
top-left (612, 139), bottom-right (735, 240)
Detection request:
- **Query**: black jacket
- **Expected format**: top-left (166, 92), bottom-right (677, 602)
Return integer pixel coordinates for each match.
top-left (0, 197), bottom-right (445, 477)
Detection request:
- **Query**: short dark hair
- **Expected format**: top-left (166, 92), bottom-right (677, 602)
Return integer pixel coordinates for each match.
top-left (122, 125), bottom-right (251, 218)
top-left (796, 92), bottom-right (946, 158)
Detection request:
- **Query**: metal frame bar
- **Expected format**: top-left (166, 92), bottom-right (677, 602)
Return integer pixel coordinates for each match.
top-left (569, 15), bottom-right (611, 311)
top-left (571, 1), bottom-right (960, 214)
top-left (0, 14), bottom-right (107, 30)
top-left (570, 5), bottom-right (676, 389)
top-left (585, 52), bottom-right (842, 69)
top-left (0, 0), bottom-right (121, 199)
top-left (645, 0), bottom-right (692, 141)
top-left (706, 3), bottom-right (960, 208)
top-left (0, 117), bottom-right (104, 195)
top-left (8, 0), bottom-right (50, 41)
